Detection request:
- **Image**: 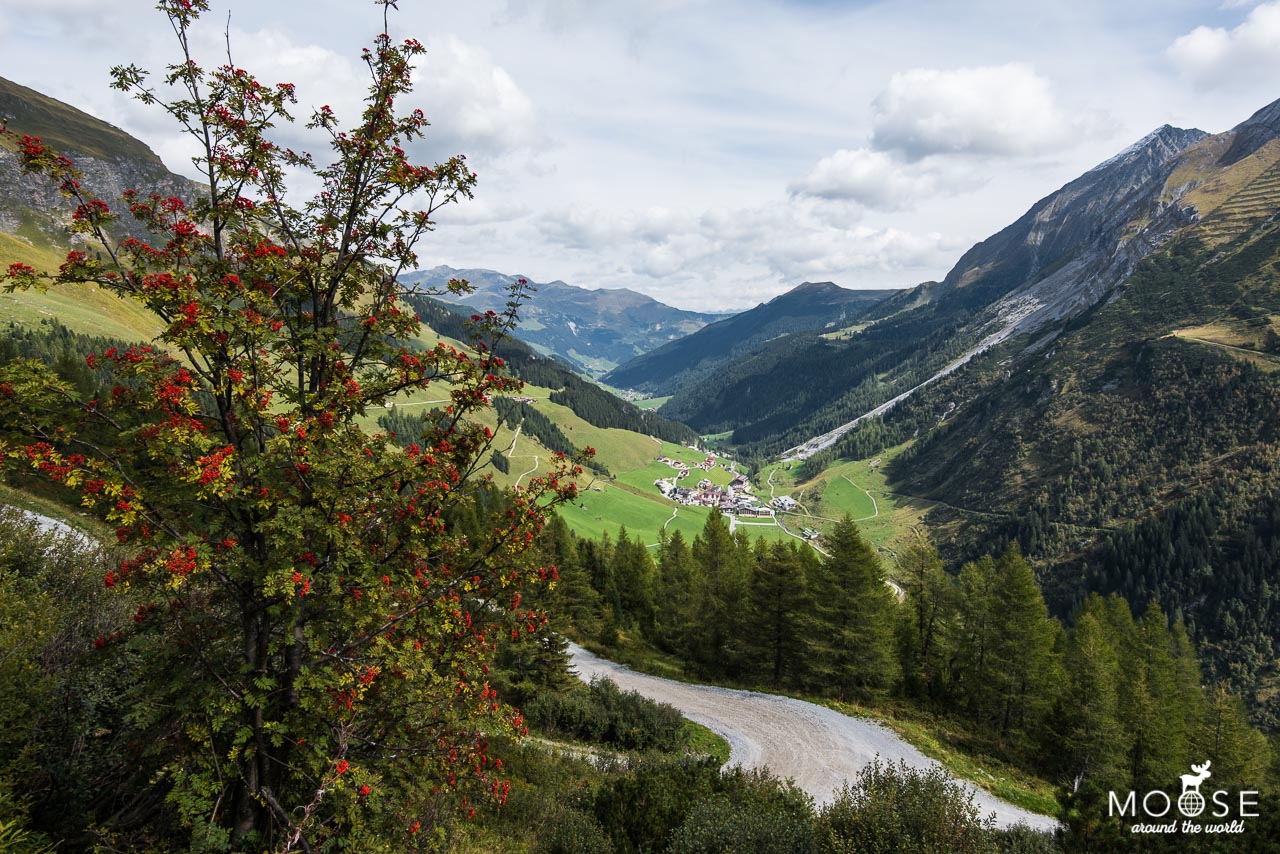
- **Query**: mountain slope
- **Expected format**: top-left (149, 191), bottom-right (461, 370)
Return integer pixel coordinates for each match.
top-left (0, 79), bottom-right (700, 489)
top-left (402, 265), bottom-right (724, 378)
top-left (876, 216), bottom-right (1280, 726)
top-left (786, 98), bottom-right (1280, 726)
top-left (601, 280), bottom-right (897, 395)
top-left (663, 111), bottom-right (1274, 459)
top-left (0, 76), bottom-right (196, 247)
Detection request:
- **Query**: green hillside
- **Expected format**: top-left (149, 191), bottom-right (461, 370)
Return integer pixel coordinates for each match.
top-left (0, 76), bottom-right (165, 164)
top-left (862, 217), bottom-right (1280, 727)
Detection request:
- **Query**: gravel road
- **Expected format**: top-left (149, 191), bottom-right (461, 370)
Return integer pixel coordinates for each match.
top-left (568, 643), bottom-right (1058, 831)
top-left (7, 507), bottom-right (94, 546)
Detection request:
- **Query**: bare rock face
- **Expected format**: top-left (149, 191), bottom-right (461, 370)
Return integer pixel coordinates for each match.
top-left (0, 149), bottom-right (197, 246)
top-left (0, 75), bottom-right (198, 249)
top-left (938, 124), bottom-right (1210, 338)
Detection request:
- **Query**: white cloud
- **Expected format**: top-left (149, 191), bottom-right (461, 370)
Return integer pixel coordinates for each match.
top-left (788, 63), bottom-right (1100, 212)
top-left (870, 64), bottom-right (1091, 160)
top-left (535, 200), bottom-right (962, 310)
top-left (1169, 1), bottom-right (1280, 87)
top-left (446, 196), bottom-right (532, 226)
top-left (788, 148), bottom-right (983, 209)
top-left (412, 37), bottom-right (539, 157)
top-left (95, 22), bottom-right (541, 185)
top-left (211, 30), bottom-right (538, 160)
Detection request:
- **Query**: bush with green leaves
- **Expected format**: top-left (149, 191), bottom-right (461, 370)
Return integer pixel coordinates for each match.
top-left (814, 759), bottom-right (997, 854)
top-left (525, 676), bottom-right (686, 752)
top-left (666, 772), bottom-right (816, 854)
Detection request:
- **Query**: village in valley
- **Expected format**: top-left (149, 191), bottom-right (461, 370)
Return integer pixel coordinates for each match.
top-left (652, 449), bottom-right (811, 529)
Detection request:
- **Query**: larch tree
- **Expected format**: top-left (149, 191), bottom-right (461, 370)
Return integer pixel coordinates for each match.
top-left (747, 540), bottom-right (812, 688)
top-left (808, 516), bottom-right (898, 696)
top-left (0, 1), bottom-right (585, 849)
top-left (953, 555), bottom-right (998, 720)
top-left (986, 547), bottom-right (1060, 740)
top-left (895, 534), bottom-right (953, 701)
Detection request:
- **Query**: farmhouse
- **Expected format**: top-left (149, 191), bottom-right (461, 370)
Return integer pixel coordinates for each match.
top-left (772, 496), bottom-right (799, 511)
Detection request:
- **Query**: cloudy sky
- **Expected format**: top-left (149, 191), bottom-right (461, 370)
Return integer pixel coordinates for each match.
top-left (4, 0), bottom-right (1280, 310)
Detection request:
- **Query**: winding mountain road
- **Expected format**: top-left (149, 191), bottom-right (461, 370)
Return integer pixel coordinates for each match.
top-left (568, 643), bottom-right (1057, 831)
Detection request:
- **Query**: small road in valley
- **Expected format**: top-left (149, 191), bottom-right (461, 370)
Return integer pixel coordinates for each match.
top-left (568, 643), bottom-right (1057, 832)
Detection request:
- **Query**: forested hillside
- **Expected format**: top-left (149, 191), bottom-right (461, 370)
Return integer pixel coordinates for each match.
top-left (406, 294), bottom-right (700, 446)
top-left (860, 226), bottom-right (1280, 728)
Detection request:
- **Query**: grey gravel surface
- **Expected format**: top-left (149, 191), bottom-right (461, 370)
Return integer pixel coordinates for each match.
top-left (568, 643), bottom-right (1059, 831)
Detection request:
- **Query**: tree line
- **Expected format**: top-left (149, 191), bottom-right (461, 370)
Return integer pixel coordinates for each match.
top-left (536, 509), bottom-right (1277, 838)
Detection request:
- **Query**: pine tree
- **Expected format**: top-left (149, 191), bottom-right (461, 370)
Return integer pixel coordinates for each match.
top-left (653, 529), bottom-right (702, 655)
top-left (986, 547), bottom-right (1060, 740)
top-left (689, 509), bottom-right (750, 678)
top-left (539, 515), bottom-right (604, 637)
top-left (579, 534), bottom-right (621, 640)
top-left (612, 526), bottom-right (657, 633)
top-left (1125, 602), bottom-right (1186, 789)
top-left (1055, 613), bottom-right (1124, 793)
top-left (1169, 615), bottom-right (1207, 751)
top-left (954, 556), bottom-right (998, 721)
top-left (1196, 684), bottom-right (1271, 788)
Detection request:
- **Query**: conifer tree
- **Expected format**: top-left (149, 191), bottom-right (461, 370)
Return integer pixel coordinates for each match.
top-left (612, 526), bottom-right (657, 634)
top-left (581, 532), bottom-right (620, 623)
top-left (986, 547), bottom-right (1060, 740)
top-left (689, 509), bottom-right (749, 678)
top-left (954, 555), bottom-right (998, 721)
top-left (539, 515), bottom-right (603, 637)
top-left (1169, 614), bottom-right (1208, 748)
top-left (896, 535), bottom-right (954, 700)
top-left (1196, 684), bottom-right (1271, 787)
top-left (808, 517), bottom-right (898, 696)
top-left (747, 541), bottom-right (812, 687)
top-left (653, 529), bottom-right (702, 655)
top-left (1125, 601), bottom-right (1186, 789)
top-left (1055, 613), bottom-right (1124, 793)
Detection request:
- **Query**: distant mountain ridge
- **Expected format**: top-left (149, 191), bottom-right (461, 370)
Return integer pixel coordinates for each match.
top-left (402, 265), bottom-right (725, 378)
top-left (656, 107), bottom-right (1269, 456)
top-left (602, 280), bottom-right (898, 394)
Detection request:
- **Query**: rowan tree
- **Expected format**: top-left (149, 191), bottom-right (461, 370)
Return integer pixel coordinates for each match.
top-left (0, 1), bottom-right (585, 849)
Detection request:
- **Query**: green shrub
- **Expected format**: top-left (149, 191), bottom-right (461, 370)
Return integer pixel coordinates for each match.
top-left (535, 806), bottom-right (615, 854)
top-left (666, 770), bottom-right (816, 854)
top-left (593, 755), bottom-right (724, 853)
top-left (815, 759), bottom-right (997, 854)
top-left (993, 824), bottom-right (1062, 854)
top-left (525, 677), bottom-right (685, 752)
